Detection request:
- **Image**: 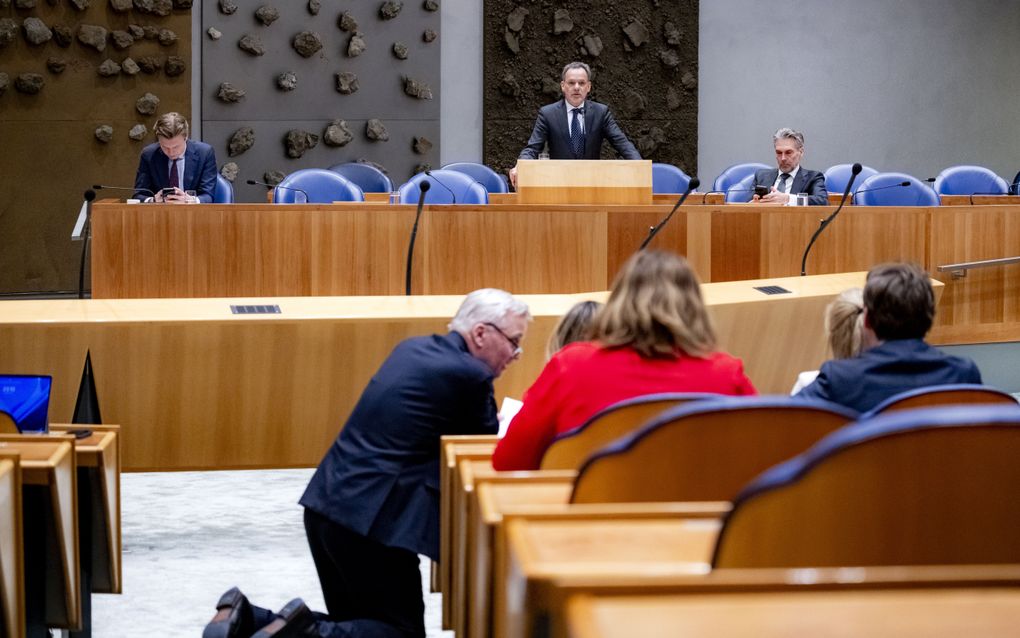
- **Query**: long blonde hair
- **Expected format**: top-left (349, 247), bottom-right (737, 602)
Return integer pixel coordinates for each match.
top-left (546, 300), bottom-right (603, 359)
top-left (825, 288), bottom-right (864, 359)
top-left (592, 250), bottom-right (716, 358)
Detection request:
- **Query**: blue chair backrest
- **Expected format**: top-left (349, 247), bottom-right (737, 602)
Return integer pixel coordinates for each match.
top-left (933, 165), bottom-right (1008, 195)
top-left (854, 172), bottom-right (940, 206)
top-left (213, 174), bottom-right (234, 204)
top-left (725, 174), bottom-right (755, 203)
top-left (397, 170), bottom-right (489, 205)
top-left (862, 384), bottom-right (1017, 418)
top-left (824, 163), bottom-right (878, 194)
top-left (1011, 170), bottom-right (1020, 195)
top-left (651, 163), bottom-right (691, 194)
top-left (713, 162), bottom-right (770, 192)
top-left (274, 168), bottom-right (365, 203)
top-left (441, 162), bottom-right (510, 194)
top-left (327, 162), bottom-right (393, 193)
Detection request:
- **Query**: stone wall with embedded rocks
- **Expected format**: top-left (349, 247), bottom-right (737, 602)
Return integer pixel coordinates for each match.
top-left (0, 1), bottom-right (192, 294)
top-left (202, 1), bottom-right (441, 204)
top-left (483, 0), bottom-right (698, 178)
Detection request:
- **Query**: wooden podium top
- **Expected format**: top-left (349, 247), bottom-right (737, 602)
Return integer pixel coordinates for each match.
top-left (516, 160), bottom-right (652, 205)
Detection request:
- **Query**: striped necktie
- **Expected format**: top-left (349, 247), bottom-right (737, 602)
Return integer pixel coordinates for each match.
top-left (570, 108), bottom-right (585, 158)
top-left (170, 159), bottom-right (180, 190)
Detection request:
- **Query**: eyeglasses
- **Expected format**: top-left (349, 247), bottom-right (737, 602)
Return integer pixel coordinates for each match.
top-left (484, 322), bottom-right (523, 355)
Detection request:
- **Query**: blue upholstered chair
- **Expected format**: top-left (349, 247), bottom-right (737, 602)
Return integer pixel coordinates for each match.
top-left (854, 172), bottom-right (940, 206)
top-left (712, 162), bottom-right (770, 193)
top-left (213, 174), bottom-right (234, 204)
top-left (396, 170), bottom-right (489, 205)
top-left (1010, 170), bottom-right (1020, 195)
top-left (933, 165), bottom-right (1008, 195)
top-left (651, 163), bottom-right (691, 194)
top-left (725, 174), bottom-right (755, 203)
top-left (863, 384), bottom-right (1017, 417)
top-left (274, 169), bottom-right (365, 203)
top-left (540, 392), bottom-right (720, 470)
top-left (570, 397), bottom-right (858, 504)
top-left (713, 404), bottom-right (1020, 567)
top-left (327, 162), bottom-right (394, 193)
top-left (823, 163), bottom-right (878, 194)
top-left (441, 162), bottom-right (510, 194)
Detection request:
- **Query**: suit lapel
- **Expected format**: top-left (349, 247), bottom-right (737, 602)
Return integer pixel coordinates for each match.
top-left (183, 141), bottom-right (198, 190)
top-left (791, 169), bottom-right (808, 194)
top-left (155, 149), bottom-right (170, 188)
top-left (583, 102), bottom-right (597, 158)
top-left (556, 100), bottom-right (573, 152)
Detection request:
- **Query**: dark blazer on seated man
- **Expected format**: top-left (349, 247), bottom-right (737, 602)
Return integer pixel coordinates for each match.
top-left (752, 166), bottom-right (828, 205)
top-left (133, 138), bottom-right (218, 203)
top-left (519, 99), bottom-right (641, 160)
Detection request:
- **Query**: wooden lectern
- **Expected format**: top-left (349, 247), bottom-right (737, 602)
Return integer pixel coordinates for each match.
top-left (516, 160), bottom-right (652, 205)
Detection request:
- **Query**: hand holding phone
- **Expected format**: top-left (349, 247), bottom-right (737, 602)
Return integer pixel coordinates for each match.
top-left (753, 185), bottom-right (771, 198)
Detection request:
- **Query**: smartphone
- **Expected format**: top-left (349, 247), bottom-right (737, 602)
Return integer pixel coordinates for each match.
top-left (753, 185), bottom-right (771, 198)
top-left (160, 187), bottom-right (177, 197)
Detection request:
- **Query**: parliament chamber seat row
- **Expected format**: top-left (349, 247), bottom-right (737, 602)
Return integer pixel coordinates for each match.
top-left (437, 390), bottom-right (1020, 638)
top-left (0, 424), bottom-right (121, 638)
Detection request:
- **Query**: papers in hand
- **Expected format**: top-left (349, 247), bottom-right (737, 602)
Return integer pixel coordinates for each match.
top-left (497, 397), bottom-right (523, 438)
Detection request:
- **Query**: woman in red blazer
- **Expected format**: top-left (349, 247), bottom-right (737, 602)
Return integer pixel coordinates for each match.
top-left (492, 250), bottom-right (757, 471)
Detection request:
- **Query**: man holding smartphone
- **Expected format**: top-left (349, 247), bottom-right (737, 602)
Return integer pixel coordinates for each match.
top-left (751, 127), bottom-right (828, 205)
top-left (133, 112), bottom-right (218, 203)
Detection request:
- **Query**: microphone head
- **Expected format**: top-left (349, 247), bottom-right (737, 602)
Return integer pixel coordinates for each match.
top-left (419, 180), bottom-right (431, 192)
top-left (92, 184), bottom-right (103, 189)
top-left (246, 179), bottom-right (258, 185)
top-left (84, 189), bottom-right (96, 201)
top-left (851, 163), bottom-right (862, 175)
top-left (900, 181), bottom-right (910, 186)
top-left (688, 177), bottom-right (700, 190)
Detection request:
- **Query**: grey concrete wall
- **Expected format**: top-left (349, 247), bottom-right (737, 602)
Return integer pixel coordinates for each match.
top-left (698, 0), bottom-right (1020, 186)
top-left (440, 0), bottom-right (483, 164)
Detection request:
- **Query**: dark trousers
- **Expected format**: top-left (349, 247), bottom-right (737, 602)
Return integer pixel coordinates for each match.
top-left (304, 507), bottom-right (425, 638)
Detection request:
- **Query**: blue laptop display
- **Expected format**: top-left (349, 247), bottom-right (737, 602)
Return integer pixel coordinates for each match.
top-left (0, 374), bottom-right (52, 433)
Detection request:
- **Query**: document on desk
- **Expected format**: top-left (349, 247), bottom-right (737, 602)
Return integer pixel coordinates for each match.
top-left (498, 397), bottom-right (523, 438)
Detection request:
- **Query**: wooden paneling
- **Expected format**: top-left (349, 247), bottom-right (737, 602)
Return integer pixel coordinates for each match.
top-left (516, 160), bottom-right (652, 205)
top-left (0, 454), bottom-right (24, 638)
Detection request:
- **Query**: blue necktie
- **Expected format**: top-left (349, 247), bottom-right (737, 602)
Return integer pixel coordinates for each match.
top-left (570, 108), bottom-right (585, 158)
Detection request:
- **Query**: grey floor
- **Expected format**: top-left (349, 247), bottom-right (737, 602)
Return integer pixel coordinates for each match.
top-left (91, 469), bottom-right (452, 638)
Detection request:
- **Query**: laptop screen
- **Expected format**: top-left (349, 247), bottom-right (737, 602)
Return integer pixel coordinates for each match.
top-left (0, 374), bottom-right (52, 433)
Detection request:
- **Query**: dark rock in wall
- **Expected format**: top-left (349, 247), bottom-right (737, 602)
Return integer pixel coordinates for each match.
top-left (134, 0), bottom-right (172, 17)
top-left (323, 119), bottom-right (353, 147)
top-left (623, 89), bottom-right (646, 115)
top-left (403, 76), bottom-right (432, 100)
top-left (507, 6), bottom-right (528, 31)
top-left (142, 26), bottom-right (159, 40)
top-left (207, 27), bottom-right (222, 40)
top-left (228, 126), bottom-right (255, 156)
top-left (623, 19), bottom-right (649, 48)
top-left (136, 91), bottom-right (160, 114)
top-left (217, 82), bottom-right (246, 103)
top-left (95, 125), bottom-right (114, 143)
top-left (14, 0), bottom-right (37, 8)
top-left (681, 70), bottom-right (696, 89)
top-left (52, 24), bottom-right (73, 47)
top-left (0, 72), bottom-right (7, 95)
top-left (277, 71), bottom-right (297, 91)
top-left (365, 119), bottom-right (389, 141)
top-left (663, 21), bottom-right (682, 46)
top-left (158, 29), bottom-right (178, 46)
top-left (122, 57), bottom-right (141, 75)
top-left (138, 56), bottom-right (163, 74)
top-left (221, 162), bottom-right (239, 182)
top-left (423, 29), bottom-right (437, 43)
top-left (581, 34), bottom-right (603, 57)
top-left (24, 18), bottom-right (54, 46)
top-left (15, 73), bottom-right (45, 94)
top-left (379, 1), bottom-right (403, 20)
top-left (292, 31), bottom-right (322, 57)
top-left (412, 136), bottom-right (432, 154)
top-left (46, 57), bottom-right (67, 74)
top-left (255, 6), bottom-right (280, 27)
top-left (553, 9), bottom-right (573, 35)
top-left (540, 76), bottom-right (560, 97)
top-left (97, 59), bottom-right (122, 76)
top-left (503, 29), bottom-right (519, 54)
top-left (658, 49), bottom-right (679, 67)
top-left (347, 32), bottom-right (366, 57)
top-left (110, 0), bottom-right (133, 11)
top-left (238, 34), bottom-right (266, 56)
top-left (392, 42), bottom-right (407, 59)
top-left (307, 0), bottom-right (320, 16)
top-left (413, 163), bottom-right (431, 174)
top-left (634, 126), bottom-right (667, 158)
top-left (334, 71), bottom-right (358, 94)
top-left (0, 19), bottom-right (17, 49)
top-left (666, 86), bottom-right (680, 110)
top-left (69, 0), bottom-right (90, 10)
top-left (338, 11), bottom-right (357, 32)
top-left (264, 171), bottom-right (285, 186)
top-left (77, 24), bottom-right (108, 52)
top-left (219, 0), bottom-right (237, 15)
top-left (164, 55), bottom-right (186, 76)
top-left (285, 129), bottom-right (319, 158)
top-left (499, 73), bottom-right (520, 97)
top-left (129, 124), bottom-right (148, 140)
top-left (127, 24), bottom-right (145, 39)
top-left (111, 30), bottom-right (135, 50)
top-left (423, 0), bottom-right (438, 11)
top-left (174, 0), bottom-right (192, 8)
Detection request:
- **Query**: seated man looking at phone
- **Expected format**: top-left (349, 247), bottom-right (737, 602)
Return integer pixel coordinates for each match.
top-left (133, 112), bottom-right (218, 203)
top-left (751, 127), bottom-right (828, 205)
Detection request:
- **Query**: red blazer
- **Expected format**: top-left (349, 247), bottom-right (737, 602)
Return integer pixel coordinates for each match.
top-left (492, 342), bottom-right (757, 470)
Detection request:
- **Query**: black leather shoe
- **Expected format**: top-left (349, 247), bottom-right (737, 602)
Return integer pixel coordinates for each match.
top-left (202, 586), bottom-right (254, 638)
top-left (251, 598), bottom-right (316, 637)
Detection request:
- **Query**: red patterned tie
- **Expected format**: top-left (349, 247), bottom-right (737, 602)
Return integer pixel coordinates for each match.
top-left (169, 159), bottom-right (180, 190)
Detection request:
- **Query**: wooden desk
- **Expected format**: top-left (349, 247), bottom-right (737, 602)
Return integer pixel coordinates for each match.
top-left (565, 587), bottom-right (1020, 638)
top-left (0, 437), bottom-right (80, 634)
top-left (0, 453), bottom-right (24, 638)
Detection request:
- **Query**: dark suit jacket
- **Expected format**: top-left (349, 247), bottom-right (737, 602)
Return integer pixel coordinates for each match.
top-left (753, 167), bottom-right (828, 205)
top-left (795, 338), bottom-right (982, 413)
top-left (519, 100), bottom-right (641, 160)
top-left (299, 332), bottom-right (498, 559)
top-left (133, 139), bottom-right (218, 203)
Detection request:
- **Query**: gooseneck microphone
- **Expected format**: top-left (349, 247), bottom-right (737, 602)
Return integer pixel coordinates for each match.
top-left (639, 177), bottom-right (700, 250)
top-left (800, 162), bottom-right (862, 276)
top-left (78, 189), bottom-right (97, 299)
top-left (93, 184), bottom-right (155, 199)
top-left (405, 180), bottom-right (431, 295)
top-left (246, 179), bottom-right (310, 203)
top-left (424, 170), bottom-right (456, 203)
top-left (850, 181), bottom-right (911, 204)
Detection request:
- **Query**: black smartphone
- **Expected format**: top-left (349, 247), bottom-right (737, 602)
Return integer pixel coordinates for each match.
top-left (160, 187), bottom-right (177, 197)
top-left (753, 185), bottom-right (771, 198)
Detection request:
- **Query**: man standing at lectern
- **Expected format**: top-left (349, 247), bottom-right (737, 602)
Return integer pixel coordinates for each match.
top-left (133, 112), bottom-right (218, 203)
top-left (509, 61), bottom-right (641, 188)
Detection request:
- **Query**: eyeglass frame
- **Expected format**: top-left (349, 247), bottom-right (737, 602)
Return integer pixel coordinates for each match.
top-left (484, 322), bottom-right (523, 355)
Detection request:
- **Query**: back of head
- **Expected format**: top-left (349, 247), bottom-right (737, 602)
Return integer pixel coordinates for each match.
top-left (592, 250), bottom-right (716, 358)
top-left (825, 288), bottom-right (864, 359)
top-left (448, 288), bottom-right (531, 335)
top-left (864, 263), bottom-right (935, 340)
top-left (154, 112), bottom-right (189, 139)
top-left (546, 300), bottom-right (603, 359)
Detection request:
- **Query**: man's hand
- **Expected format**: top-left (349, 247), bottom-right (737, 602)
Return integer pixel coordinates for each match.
top-left (508, 166), bottom-right (518, 189)
top-left (159, 187), bottom-right (192, 204)
top-left (752, 188), bottom-right (788, 205)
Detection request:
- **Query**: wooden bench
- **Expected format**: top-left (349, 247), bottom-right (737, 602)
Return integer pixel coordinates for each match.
top-left (0, 452), bottom-right (24, 638)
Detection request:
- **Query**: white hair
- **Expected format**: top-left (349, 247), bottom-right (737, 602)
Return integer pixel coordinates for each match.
top-left (773, 127), bottom-right (805, 149)
top-left (448, 288), bottom-right (531, 334)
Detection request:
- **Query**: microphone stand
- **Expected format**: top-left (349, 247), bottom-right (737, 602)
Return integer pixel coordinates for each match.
top-left (800, 164), bottom-right (861, 276)
top-left (639, 178), bottom-right (700, 250)
top-left (424, 170), bottom-right (456, 203)
top-left (78, 190), bottom-right (96, 299)
top-left (405, 181), bottom-right (431, 295)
